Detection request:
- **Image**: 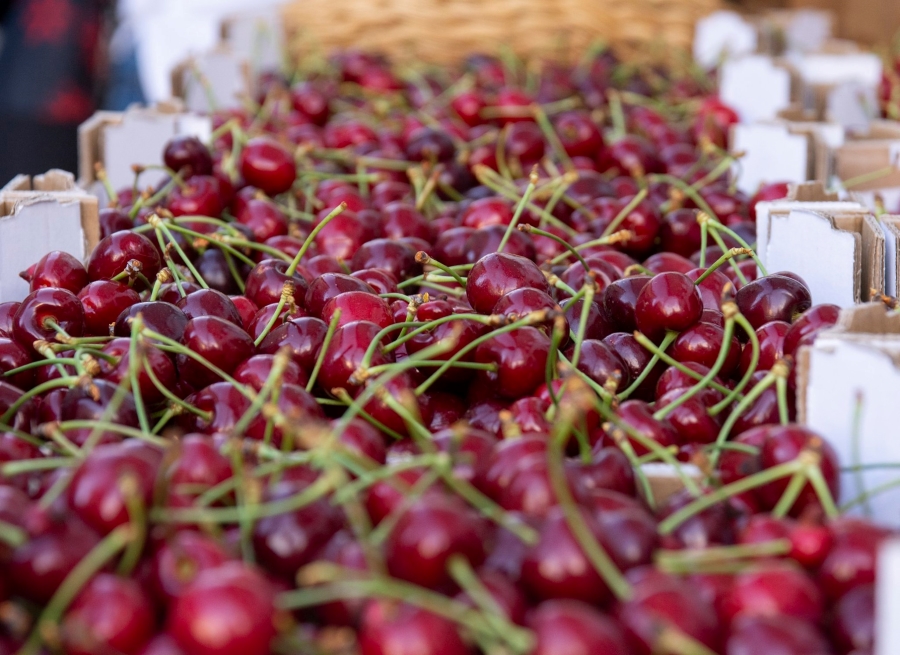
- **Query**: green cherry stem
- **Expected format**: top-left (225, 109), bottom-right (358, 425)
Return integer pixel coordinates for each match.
top-left (285, 201), bottom-right (348, 277)
top-left (617, 331), bottom-right (677, 400)
top-left (497, 168), bottom-right (539, 254)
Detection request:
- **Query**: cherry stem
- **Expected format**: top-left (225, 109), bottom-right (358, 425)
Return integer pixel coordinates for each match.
top-left (332, 454), bottom-right (446, 503)
top-left (497, 168), bottom-right (540, 254)
top-left (699, 218), bottom-right (709, 268)
top-left (331, 388), bottom-right (406, 443)
top-left (17, 524), bottom-right (135, 655)
top-left (692, 248), bottom-right (751, 285)
top-left (702, 218), bottom-right (748, 285)
top-left (55, 420), bottom-right (168, 446)
top-left (806, 462), bottom-right (840, 518)
top-left (374, 388), bottom-right (432, 445)
top-left (306, 310), bottom-right (341, 392)
top-left (776, 374), bottom-right (790, 425)
top-left (630, 332), bottom-right (734, 397)
top-left (547, 383), bottom-right (633, 601)
top-left (233, 348), bottom-right (291, 437)
top-left (532, 105), bottom-right (574, 171)
top-left (653, 312), bottom-right (736, 421)
top-left (0, 518), bottom-right (26, 548)
top-left (128, 316), bottom-right (151, 433)
top-left (658, 459), bottom-right (805, 535)
top-left (94, 163), bottom-right (119, 206)
top-left (656, 539), bottom-right (791, 570)
top-left (0, 377), bottom-right (73, 425)
top-left (617, 331), bottom-right (678, 400)
top-left (521, 224), bottom-right (590, 271)
top-left (601, 187), bottom-right (648, 237)
top-left (148, 216), bottom-right (210, 289)
top-left (415, 252), bottom-right (468, 287)
top-left (117, 474), bottom-right (147, 576)
top-left (164, 223), bottom-right (258, 268)
top-left (286, 201), bottom-right (348, 277)
top-left (139, 350), bottom-right (212, 424)
top-left (708, 314), bottom-right (759, 415)
top-left (473, 165), bottom-right (577, 236)
top-left (152, 226), bottom-right (187, 297)
top-left (253, 282), bottom-right (296, 346)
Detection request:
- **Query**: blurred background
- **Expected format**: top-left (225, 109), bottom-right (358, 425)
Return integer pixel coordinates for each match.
top-left (0, 0), bottom-right (898, 183)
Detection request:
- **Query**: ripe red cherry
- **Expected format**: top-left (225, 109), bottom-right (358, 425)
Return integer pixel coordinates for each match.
top-left (385, 495), bottom-right (486, 589)
top-left (61, 573), bottom-right (155, 655)
top-left (720, 561), bottom-right (823, 625)
top-left (529, 600), bottom-right (631, 655)
top-left (168, 175), bottom-right (224, 218)
top-left (239, 137), bottom-right (296, 196)
top-left (749, 181), bottom-right (790, 216)
top-left (235, 197), bottom-right (289, 242)
top-left (99, 207), bottom-right (133, 238)
top-left (233, 354), bottom-right (308, 391)
top-left (304, 273), bottom-right (374, 317)
top-left (97, 337), bottom-right (176, 403)
top-left (78, 280), bottom-right (140, 336)
top-left (359, 600), bottom-right (470, 655)
top-left (176, 288), bottom-right (243, 327)
top-left (164, 135), bottom-right (214, 178)
top-left (692, 97), bottom-right (739, 150)
top-left (782, 303), bottom-right (840, 360)
top-left (28, 250), bottom-right (87, 294)
top-left (150, 534), bottom-right (229, 606)
top-left (566, 338), bottom-right (630, 393)
top-left (560, 296), bottom-right (616, 341)
top-left (687, 267), bottom-right (734, 310)
top-left (115, 301), bottom-right (189, 342)
top-left (819, 518), bottom-right (892, 601)
top-left (603, 276), bottom-right (650, 333)
top-left (168, 562), bottom-right (277, 655)
top-left (87, 230), bottom-right (162, 283)
top-left (832, 584), bottom-right (874, 653)
top-left (735, 275), bottom-right (812, 330)
top-left (634, 272), bottom-right (703, 342)
top-left (177, 316), bottom-right (254, 388)
top-left (602, 333), bottom-right (663, 401)
top-left (0, 338), bottom-right (34, 390)
top-left (258, 316), bottom-right (328, 373)
top-left (12, 287), bottom-right (85, 351)
top-left (655, 388), bottom-right (722, 445)
top-left (244, 259), bottom-right (309, 308)
top-left (351, 239), bottom-right (421, 281)
top-left (321, 290), bottom-right (392, 329)
top-left (553, 110), bottom-right (604, 158)
top-left (0, 302), bottom-right (19, 338)
top-left (474, 326), bottom-right (551, 399)
top-left (659, 209), bottom-right (703, 258)
top-left (318, 320), bottom-right (391, 392)
top-left (466, 252), bottom-right (549, 314)
top-left (669, 321), bottom-right (741, 376)
top-left (739, 320), bottom-right (789, 376)
top-left (725, 615), bottom-right (830, 655)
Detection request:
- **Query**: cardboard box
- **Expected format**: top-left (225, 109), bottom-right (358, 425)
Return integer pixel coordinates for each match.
top-left (798, 301), bottom-right (900, 526)
top-left (755, 182), bottom-right (883, 306)
top-left (0, 170), bottom-right (99, 303)
top-left (78, 102), bottom-right (213, 199)
top-left (834, 121), bottom-right (900, 213)
top-left (171, 46), bottom-right (252, 114)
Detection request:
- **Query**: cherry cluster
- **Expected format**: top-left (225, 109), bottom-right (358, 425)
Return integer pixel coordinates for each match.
top-left (0, 47), bottom-right (888, 655)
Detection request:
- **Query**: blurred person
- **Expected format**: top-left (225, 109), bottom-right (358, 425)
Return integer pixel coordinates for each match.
top-left (0, 0), bottom-right (113, 181)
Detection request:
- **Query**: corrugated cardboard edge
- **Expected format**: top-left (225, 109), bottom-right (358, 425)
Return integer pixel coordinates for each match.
top-left (0, 170), bottom-right (100, 255)
top-left (797, 301), bottom-right (900, 423)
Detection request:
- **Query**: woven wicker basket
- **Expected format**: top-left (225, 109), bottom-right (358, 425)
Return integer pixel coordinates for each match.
top-left (280, 0), bottom-right (722, 65)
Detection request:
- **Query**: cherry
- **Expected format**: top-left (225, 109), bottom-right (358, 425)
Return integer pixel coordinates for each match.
top-left (12, 287), bottom-right (85, 351)
top-left (61, 573), bottom-right (155, 655)
top-left (68, 441), bottom-right (160, 534)
top-left (819, 519), bottom-right (892, 601)
top-left (566, 338), bottom-right (629, 393)
top-left (385, 494), bottom-right (486, 589)
top-left (97, 337), bottom-right (176, 403)
top-left (233, 353), bottom-right (308, 391)
top-left (656, 362), bottom-right (721, 399)
top-left (735, 275), bottom-right (812, 330)
top-left (782, 303), bottom-right (840, 360)
top-left (164, 135), bottom-right (214, 178)
top-left (554, 110), bottom-right (604, 157)
top-left (321, 290), bottom-right (393, 329)
top-left (184, 382), bottom-right (263, 436)
top-left (244, 259), bottom-right (309, 308)
top-left (474, 326), bottom-right (551, 399)
top-left (230, 295), bottom-right (258, 331)
top-left (136, 635), bottom-right (186, 655)
top-left (659, 209), bottom-right (703, 258)
top-left (175, 288), bottom-right (243, 327)
top-left (258, 316), bottom-right (328, 373)
top-left (669, 321), bottom-right (741, 376)
top-left (77, 280), bottom-right (140, 336)
top-left (692, 97), bottom-right (739, 150)
top-left (352, 268), bottom-right (398, 295)
top-left (235, 197), bottom-right (288, 242)
top-left (318, 320), bottom-right (391, 392)
top-left (451, 90), bottom-right (486, 127)
top-left (529, 600), bottom-right (632, 655)
top-left (602, 276), bottom-right (650, 332)
top-left (602, 333), bottom-right (662, 401)
top-left (560, 296), bottom-right (615, 340)
top-left (28, 250), bottom-right (87, 294)
top-left (725, 615), bottom-right (831, 655)
top-left (643, 252), bottom-right (695, 275)
top-left (658, 488), bottom-right (734, 550)
top-left (177, 316), bottom-right (255, 388)
top-left (359, 600), bottom-right (470, 655)
top-left (687, 267), bottom-right (735, 310)
top-left (168, 175), bottom-right (224, 218)
top-left (832, 584), bottom-right (875, 654)
top-left (168, 562), bottom-right (277, 655)
top-left (521, 507), bottom-right (612, 604)
top-left (312, 213), bottom-right (370, 260)
top-left (757, 425), bottom-right (840, 515)
top-left (0, 302), bottom-right (19, 338)
top-left (611, 399), bottom-right (680, 455)
top-left (165, 434), bottom-right (233, 495)
top-left (580, 449), bottom-right (636, 497)
top-left (475, 435), bottom-right (547, 500)
top-left (0, 337), bottom-right (34, 390)
top-left (99, 207), bottom-right (133, 239)
top-left (405, 126), bottom-right (456, 162)
top-left (721, 561), bottom-right (822, 625)
top-left (463, 224), bottom-right (537, 263)
top-left (115, 301), bottom-right (189, 342)
top-left (239, 137), bottom-right (296, 196)
top-left (749, 181), bottom-right (790, 217)
top-left (87, 230), bottom-right (162, 284)
top-left (634, 272), bottom-right (703, 342)
top-left (290, 81), bottom-right (331, 125)
top-left (351, 238), bottom-right (421, 281)
top-left (656, 388), bottom-right (722, 444)
top-left (466, 252), bottom-right (549, 314)
top-left (596, 135), bottom-right (658, 179)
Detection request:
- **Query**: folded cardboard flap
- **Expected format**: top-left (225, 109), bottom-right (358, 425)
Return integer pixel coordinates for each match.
top-left (798, 302), bottom-right (900, 526)
top-left (0, 170), bottom-right (100, 302)
top-left (881, 216), bottom-right (900, 297)
top-left (171, 47), bottom-right (251, 114)
top-left (220, 7), bottom-right (283, 73)
top-left (730, 122), bottom-right (811, 195)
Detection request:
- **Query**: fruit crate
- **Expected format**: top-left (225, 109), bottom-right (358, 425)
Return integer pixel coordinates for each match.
top-left (279, 0), bottom-right (722, 64)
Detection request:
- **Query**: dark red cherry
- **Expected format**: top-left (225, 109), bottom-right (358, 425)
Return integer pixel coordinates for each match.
top-left (29, 250), bottom-right (87, 294)
top-left (529, 599), bottom-right (631, 655)
top-left (819, 519), bottom-right (892, 601)
top-left (659, 209), bottom-right (703, 258)
top-left (61, 572), bottom-right (154, 655)
top-left (566, 338), bottom-right (629, 393)
top-left (669, 321), bottom-right (741, 376)
top-left (634, 272), bottom-right (703, 342)
top-left (168, 562), bottom-right (277, 655)
top-left (290, 81), bottom-right (330, 125)
top-left (656, 362), bottom-right (722, 399)
top-left (643, 252), bottom-right (695, 275)
top-left (99, 207), bottom-right (133, 239)
top-left (560, 297), bottom-right (616, 341)
top-left (244, 259), bottom-right (309, 308)
top-left (97, 337), bottom-right (176, 403)
top-left (725, 615), bottom-right (830, 655)
top-left (359, 600), bottom-right (470, 655)
top-left (756, 425), bottom-right (840, 515)
top-left (230, 295), bottom-right (258, 332)
top-left (165, 434), bottom-right (232, 494)
top-left (318, 320), bottom-right (390, 393)
top-left (739, 320), bottom-right (790, 376)
top-left (177, 316), bottom-right (254, 388)
top-left (602, 276), bottom-right (650, 333)
top-left (832, 584), bottom-right (874, 653)
top-left (115, 301), bottom-right (189, 341)
top-left (611, 399), bottom-right (681, 455)
top-left (686, 267), bottom-right (735, 311)
top-left (463, 224), bottom-right (537, 263)
top-left (193, 250), bottom-right (238, 297)
top-left (184, 382), bottom-right (262, 436)
top-left (735, 275), bottom-right (812, 330)
top-left (521, 507), bottom-right (612, 604)
top-left (164, 135), bottom-right (213, 178)
top-left (351, 238), bottom-right (421, 281)
top-left (405, 127), bottom-right (456, 162)
top-left (68, 441), bottom-right (160, 534)
top-left (602, 333), bottom-right (662, 401)
top-left (258, 316), bottom-right (328, 373)
top-left (321, 290), bottom-right (392, 329)
top-left (12, 287), bottom-right (84, 351)
top-left (782, 304), bottom-right (840, 360)
top-left (720, 560), bottom-right (823, 625)
top-left (0, 338), bottom-right (34, 390)
top-left (235, 198), bottom-right (288, 242)
top-left (168, 175), bottom-right (224, 218)
top-left (474, 326), bottom-right (551, 399)
top-left (352, 268), bottom-right (398, 295)
top-left (150, 531), bottom-right (230, 606)
top-left (553, 110), bottom-right (604, 158)
top-left (0, 302), bottom-right (19, 338)
top-left (656, 388), bottom-right (722, 444)
top-left (78, 280), bottom-right (140, 336)
top-left (239, 137), bottom-right (296, 196)
top-left (385, 494), bottom-right (486, 589)
top-left (233, 354), bottom-right (307, 391)
top-left (87, 230), bottom-right (162, 284)
top-left (467, 252), bottom-right (549, 314)
top-left (176, 288), bottom-right (243, 327)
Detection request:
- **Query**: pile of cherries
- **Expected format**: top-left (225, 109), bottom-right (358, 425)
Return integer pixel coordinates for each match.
top-left (0, 45), bottom-right (889, 655)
